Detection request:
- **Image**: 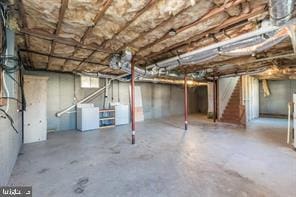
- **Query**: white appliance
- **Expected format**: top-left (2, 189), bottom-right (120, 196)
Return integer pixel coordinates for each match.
top-left (110, 103), bottom-right (129, 125)
top-left (77, 104), bottom-right (100, 131)
top-left (115, 104), bottom-right (129, 125)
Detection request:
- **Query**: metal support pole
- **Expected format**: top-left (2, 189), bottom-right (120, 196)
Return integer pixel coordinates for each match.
top-left (184, 74), bottom-right (188, 130)
top-left (131, 63), bottom-right (136, 144)
top-left (213, 79), bottom-right (217, 122)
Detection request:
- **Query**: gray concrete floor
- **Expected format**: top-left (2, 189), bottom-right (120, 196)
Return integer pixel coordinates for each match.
top-left (9, 115), bottom-right (296, 197)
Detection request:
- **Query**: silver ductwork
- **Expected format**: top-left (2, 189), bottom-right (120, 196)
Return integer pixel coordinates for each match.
top-left (219, 27), bottom-right (289, 56)
top-left (145, 20), bottom-right (296, 75)
top-left (109, 22), bottom-right (292, 80)
top-left (269, 0), bottom-right (295, 26)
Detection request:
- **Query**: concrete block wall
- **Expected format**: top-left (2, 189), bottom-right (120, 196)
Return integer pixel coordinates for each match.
top-left (0, 29), bottom-right (22, 185)
top-left (259, 80), bottom-right (296, 116)
top-left (25, 71), bottom-right (204, 131)
top-left (0, 75), bottom-right (22, 185)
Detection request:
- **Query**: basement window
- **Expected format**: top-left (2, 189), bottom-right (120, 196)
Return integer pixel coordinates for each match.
top-left (80, 76), bottom-right (99, 88)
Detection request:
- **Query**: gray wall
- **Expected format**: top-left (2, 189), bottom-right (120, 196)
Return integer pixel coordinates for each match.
top-left (24, 71), bottom-right (106, 131)
top-left (193, 86), bottom-right (208, 114)
top-left (0, 29), bottom-right (22, 185)
top-left (259, 80), bottom-right (296, 116)
top-left (25, 71), bottom-right (204, 131)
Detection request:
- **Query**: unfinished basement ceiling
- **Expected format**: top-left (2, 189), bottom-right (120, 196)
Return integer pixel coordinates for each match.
top-left (12, 0), bottom-right (296, 78)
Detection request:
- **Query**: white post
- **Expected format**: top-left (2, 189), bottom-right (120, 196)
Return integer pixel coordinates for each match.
top-left (293, 94), bottom-right (296, 149)
top-left (287, 102), bottom-right (291, 144)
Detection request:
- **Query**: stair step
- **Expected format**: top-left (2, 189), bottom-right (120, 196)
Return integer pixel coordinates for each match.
top-left (225, 106), bottom-right (240, 110)
top-left (220, 119), bottom-right (241, 124)
top-left (221, 78), bottom-right (243, 123)
top-left (222, 114), bottom-right (240, 119)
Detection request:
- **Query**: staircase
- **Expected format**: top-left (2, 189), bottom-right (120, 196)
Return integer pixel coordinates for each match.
top-left (220, 78), bottom-right (245, 125)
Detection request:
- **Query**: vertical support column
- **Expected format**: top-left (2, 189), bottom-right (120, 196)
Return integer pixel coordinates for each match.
top-left (104, 78), bottom-right (109, 109)
top-left (213, 79), bottom-right (217, 122)
top-left (184, 74), bottom-right (188, 130)
top-left (131, 63), bottom-right (136, 144)
top-left (213, 78), bottom-right (218, 122)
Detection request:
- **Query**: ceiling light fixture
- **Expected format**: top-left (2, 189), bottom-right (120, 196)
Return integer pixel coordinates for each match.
top-left (168, 29), bottom-right (177, 36)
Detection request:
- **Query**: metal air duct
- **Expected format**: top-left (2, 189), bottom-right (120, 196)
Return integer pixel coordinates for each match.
top-left (269, 0), bottom-right (295, 26)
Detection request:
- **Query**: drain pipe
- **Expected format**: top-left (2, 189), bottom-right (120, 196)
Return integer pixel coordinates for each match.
top-left (269, 0), bottom-right (295, 26)
top-left (56, 73), bottom-right (129, 117)
top-left (56, 85), bottom-right (108, 117)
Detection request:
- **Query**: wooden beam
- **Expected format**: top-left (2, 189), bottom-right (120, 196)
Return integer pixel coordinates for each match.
top-left (19, 29), bottom-right (113, 53)
top-left (142, 19), bottom-right (251, 63)
top-left (135, 0), bottom-right (246, 56)
top-left (101, 3), bottom-right (194, 62)
top-left (16, 0), bottom-right (33, 67)
top-left (101, 0), bottom-right (156, 48)
top-left (139, 5), bottom-right (266, 63)
top-left (62, 0), bottom-right (113, 70)
top-left (47, 0), bottom-right (68, 69)
top-left (73, 50), bottom-right (96, 71)
top-left (75, 0), bottom-right (156, 71)
top-left (80, 0), bottom-right (113, 43)
top-left (19, 48), bottom-right (109, 66)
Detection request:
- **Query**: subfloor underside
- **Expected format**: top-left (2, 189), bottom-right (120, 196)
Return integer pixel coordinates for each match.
top-left (9, 115), bottom-right (296, 197)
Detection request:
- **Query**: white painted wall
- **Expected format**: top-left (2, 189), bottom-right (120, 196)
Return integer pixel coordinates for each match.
top-left (207, 82), bottom-right (213, 115)
top-left (218, 77), bottom-right (239, 119)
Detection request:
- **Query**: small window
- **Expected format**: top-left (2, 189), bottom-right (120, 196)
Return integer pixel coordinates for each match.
top-left (80, 76), bottom-right (99, 88)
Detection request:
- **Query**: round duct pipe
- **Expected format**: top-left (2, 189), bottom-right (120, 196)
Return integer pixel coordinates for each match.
top-left (269, 0), bottom-right (295, 26)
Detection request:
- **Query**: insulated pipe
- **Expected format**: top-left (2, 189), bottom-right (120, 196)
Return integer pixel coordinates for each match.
top-left (269, 0), bottom-right (295, 26)
top-left (131, 62), bottom-right (136, 144)
top-left (220, 27), bottom-right (289, 56)
top-left (184, 74), bottom-right (188, 130)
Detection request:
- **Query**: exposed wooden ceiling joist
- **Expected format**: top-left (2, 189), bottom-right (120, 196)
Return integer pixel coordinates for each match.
top-left (80, 0), bottom-right (113, 43)
top-left (47, 0), bottom-right (69, 70)
top-left (100, 2), bottom-right (197, 63)
top-left (74, 0), bottom-right (157, 71)
top-left (134, 0), bottom-right (246, 58)
top-left (19, 49), bottom-right (109, 66)
top-left (18, 29), bottom-right (113, 53)
top-left (62, 0), bottom-right (113, 70)
top-left (138, 5), bottom-right (266, 64)
top-left (16, 0), bottom-right (33, 67)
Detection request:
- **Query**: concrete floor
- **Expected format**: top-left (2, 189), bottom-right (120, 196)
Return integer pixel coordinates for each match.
top-left (9, 115), bottom-right (296, 197)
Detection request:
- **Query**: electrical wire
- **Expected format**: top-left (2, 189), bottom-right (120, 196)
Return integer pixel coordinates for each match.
top-left (2, 70), bottom-right (9, 112)
top-left (0, 3), bottom-right (25, 135)
top-left (0, 96), bottom-right (22, 104)
top-left (0, 108), bottom-right (19, 133)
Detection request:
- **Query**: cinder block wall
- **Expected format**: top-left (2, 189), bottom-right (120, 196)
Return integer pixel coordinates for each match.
top-left (259, 80), bottom-right (296, 116)
top-left (0, 75), bottom-right (22, 185)
top-left (25, 71), bottom-right (205, 131)
top-left (0, 30), bottom-right (22, 185)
